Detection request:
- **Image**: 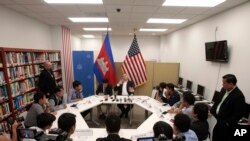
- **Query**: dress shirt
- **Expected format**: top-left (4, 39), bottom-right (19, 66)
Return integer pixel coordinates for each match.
top-left (122, 81), bottom-right (128, 95)
top-left (216, 88), bottom-right (234, 114)
top-left (67, 88), bottom-right (83, 103)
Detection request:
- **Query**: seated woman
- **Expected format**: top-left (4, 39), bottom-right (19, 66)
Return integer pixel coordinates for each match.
top-left (190, 103), bottom-right (209, 141)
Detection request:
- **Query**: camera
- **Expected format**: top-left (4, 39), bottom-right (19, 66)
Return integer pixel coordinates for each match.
top-left (48, 128), bottom-right (68, 141)
top-left (7, 116), bottom-right (24, 125)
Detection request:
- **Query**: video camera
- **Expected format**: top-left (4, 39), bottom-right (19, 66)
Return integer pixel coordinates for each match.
top-left (7, 116), bottom-right (24, 125)
top-left (48, 128), bottom-right (69, 141)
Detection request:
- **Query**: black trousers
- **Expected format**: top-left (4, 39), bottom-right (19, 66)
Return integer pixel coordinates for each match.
top-left (117, 104), bottom-right (133, 115)
top-left (212, 122), bottom-right (230, 141)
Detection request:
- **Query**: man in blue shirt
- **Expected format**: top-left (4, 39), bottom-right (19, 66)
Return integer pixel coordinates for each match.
top-left (161, 83), bottom-right (180, 106)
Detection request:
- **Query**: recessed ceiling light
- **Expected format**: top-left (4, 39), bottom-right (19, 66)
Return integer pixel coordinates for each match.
top-left (44, 0), bottom-right (103, 4)
top-left (82, 35), bottom-right (95, 38)
top-left (162, 0), bottom-right (226, 7)
top-left (139, 28), bottom-right (167, 32)
top-left (69, 17), bottom-right (108, 23)
top-left (83, 28), bottom-right (112, 31)
top-left (147, 18), bottom-right (186, 24)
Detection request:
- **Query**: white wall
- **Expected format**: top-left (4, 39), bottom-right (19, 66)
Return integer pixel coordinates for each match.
top-left (73, 35), bottom-right (160, 62)
top-left (160, 2), bottom-right (250, 102)
top-left (0, 5), bottom-right (58, 49)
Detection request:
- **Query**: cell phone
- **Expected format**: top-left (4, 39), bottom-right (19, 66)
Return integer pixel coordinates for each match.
top-left (162, 111), bottom-right (168, 115)
top-left (70, 104), bottom-right (77, 107)
top-left (137, 137), bottom-right (154, 141)
top-left (17, 128), bottom-right (37, 139)
top-left (162, 103), bottom-right (168, 106)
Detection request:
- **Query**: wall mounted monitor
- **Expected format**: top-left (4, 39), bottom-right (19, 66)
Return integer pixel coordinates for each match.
top-left (205, 40), bottom-right (228, 62)
top-left (186, 80), bottom-right (193, 90)
top-left (197, 84), bottom-right (205, 96)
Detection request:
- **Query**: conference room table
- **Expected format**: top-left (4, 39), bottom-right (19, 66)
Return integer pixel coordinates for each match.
top-left (51, 95), bottom-right (176, 141)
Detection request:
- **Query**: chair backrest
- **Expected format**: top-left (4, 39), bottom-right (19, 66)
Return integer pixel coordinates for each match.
top-left (243, 103), bottom-right (250, 119)
top-left (151, 89), bottom-right (158, 98)
top-left (186, 80), bottom-right (193, 90)
top-left (178, 77), bottom-right (183, 86)
top-left (212, 90), bottom-right (220, 103)
top-left (197, 84), bottom-right (205, 96)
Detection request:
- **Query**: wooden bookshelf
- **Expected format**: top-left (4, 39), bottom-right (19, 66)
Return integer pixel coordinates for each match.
top-left (0, 48), bottom-right (63, 132)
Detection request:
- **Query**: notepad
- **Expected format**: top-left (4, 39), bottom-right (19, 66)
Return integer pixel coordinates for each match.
top-left (74, 129), bottom-right (93, 136)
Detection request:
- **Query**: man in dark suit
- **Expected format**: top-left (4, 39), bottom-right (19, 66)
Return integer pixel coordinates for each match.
top-left (39, 61), bottom-right (57, 98)
top-left (96, 78), bottom-right (113, 119)
top-left (96, 113), bottom-right (131, 141)
top-left (114, 74), bottom-right (135, 118)
top-left (210, 74), bottom-right (245, 141)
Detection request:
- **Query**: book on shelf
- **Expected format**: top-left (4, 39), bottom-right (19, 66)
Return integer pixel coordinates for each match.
top-left (33, 53), bottom-right (47, 63)
top-left (0, 71), bottom-right (5, 84)
top-left (0, 121), bottom-right (10, 133)
top-left (0, 102), bottom-right (10, 118)
top-left (14, 92), bottom-right (34, 110)
top-left (5, 52), bottom-right (32, 66)
top-left (0, 85), bottom-right (8, 100)
top-left (49, 52), bottom-right (60, 61)
top-left (10, 82), bottom-right (20, 97)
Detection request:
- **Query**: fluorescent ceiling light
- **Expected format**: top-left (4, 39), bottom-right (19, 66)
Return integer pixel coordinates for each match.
top-left (44, 0), bottom-right (103, 4)
top-left (83, 28), bottom-right (112, 31)
top-left (82, 35), bottom-right (95, 38)
top-left (69, 17), bottom-right (108, 23)
top-left (147, 18), bottom-right (186, 24)
top-left (139, 28), bottom-right (167, 32)
top-left (162, 0), bottom-right (226, 7)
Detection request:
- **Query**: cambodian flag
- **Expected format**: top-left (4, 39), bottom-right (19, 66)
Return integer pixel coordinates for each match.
top-left (94, 33), bottom-right (116, 85)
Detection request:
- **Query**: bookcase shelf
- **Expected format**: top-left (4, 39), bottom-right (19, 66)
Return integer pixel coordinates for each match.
top-left (0, 47), bottom-right (63, 132)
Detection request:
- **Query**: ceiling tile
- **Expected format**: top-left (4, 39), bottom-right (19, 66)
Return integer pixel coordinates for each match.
top-left (4, 4), bottom-right (30, 13)
top-left (22, 4), bottom-right (56, 13)
top-left (12, 0), bottom-right (44, 4)
top-left (0, 0), bottom-right (15, 4)
top-left (103, 0), bottom-right (135, 5)
top-left (132, 5), bottom-right (159, 13)
top-left (158, 7), bottom-right (185, 14)
top-left (134, 0), bottom-right (165, 6)
top-left (217, 0), bottom-right (249, 8)
top-left (105, 5), bottom-right (133, 13)
top-left (180, 7), bottom-right (210, 14)
top-left (77, 5), bottom-right (106, 13)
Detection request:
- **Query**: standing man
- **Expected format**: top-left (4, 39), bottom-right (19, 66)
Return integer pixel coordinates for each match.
top-left (210, 74), bottom-right (245, 141)
top-left (39, 61), bottom-right (57, 98)
top-left (96, 78), bottom-right (113, 119)
top-left (114, 74), bottom-right (135, 118)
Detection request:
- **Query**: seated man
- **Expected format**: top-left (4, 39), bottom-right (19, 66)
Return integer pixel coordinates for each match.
top-left (161, 83), bottom-right (180, 106)
top-left (191, 103), bottom-right (209, 141)
top-left (24, 92), bottom-right (50, 128)
top-left (96, 78), bottom-right (113, 119)
top-left (58, 113), bottom-right (76, 141)
top-left (114, 74), bottom-right (135, 118)
top-left (173, 113), bottom-right (198, 141)
top-left (30, 113), bottom-right (56, 141)
top-left (49, 86), bottom-right (67, 112)
top-left (68, 80), bottom-right (83, 103)
top-left (153, 121), bottom-right (173, 140)
top-left (96, 113), bottom-right (131, 141)
top-left (68, 80), bottom-right (90, 117)
top-left (168, 92), bottom-right (195, 118)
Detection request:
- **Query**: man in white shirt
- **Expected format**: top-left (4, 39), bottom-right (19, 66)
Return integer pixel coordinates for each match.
top-left (114, 74), bottom-right (135, 118)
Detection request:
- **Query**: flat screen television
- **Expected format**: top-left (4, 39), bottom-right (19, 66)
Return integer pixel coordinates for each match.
top-left (205, 40), bottom-right (228, 62)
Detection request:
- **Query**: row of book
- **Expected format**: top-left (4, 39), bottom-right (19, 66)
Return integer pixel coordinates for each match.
top-left (7, 65), bottom-right (34, 82)
top-left (49, 52), bottom-right (60, 61)
top-left (0, 85), bottom-right (8, 100)
top-left (0, 121), bottom-right (10, 133)
top-left (5, 52), bottom-right (32, 67)
top-left (0, 71), bottom-right (5, 85)
top-left (0, 102), bottom-right (11, 120)
top-left (54, 71), bottom-right (62, 80)
top-left (13, 92), bottom-right (34, 110)
top-left (10, 78), bottom-right (35, 97)
top-left (52, 63), bottom-right (61, 71)
top-left (34, 64), bottom-right (42, 76)
top-left (33, 53), bottom-right (48, 63)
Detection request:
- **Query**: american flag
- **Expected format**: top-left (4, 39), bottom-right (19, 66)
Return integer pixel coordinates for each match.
top-left (62, 26), bottom-right (73, 93)
top-left (122, 34), bottom-right (147, 87)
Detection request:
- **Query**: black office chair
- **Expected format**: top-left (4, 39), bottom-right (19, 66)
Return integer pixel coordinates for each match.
top-left (243, 103), bottom-right (250, 119)
top-left (211, 90), bottom-right (220, 103)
